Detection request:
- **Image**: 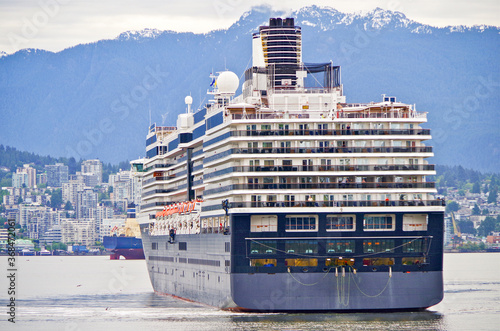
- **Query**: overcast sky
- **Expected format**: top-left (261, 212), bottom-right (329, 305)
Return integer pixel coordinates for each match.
top-left (1, 0), bottom-right (498, 54)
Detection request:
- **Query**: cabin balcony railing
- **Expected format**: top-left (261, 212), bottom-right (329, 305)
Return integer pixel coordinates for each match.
top-left (201, 199), bottom-right (446, 211)
top-left (203, 164), bottom-right (435, 180)
top-left (231, 111), bottom-right (427, 121)
top-left (143, 163), bottom-right (175, 173)
top-left (143, 174), bottom-right (177, 185)
top-left (203, 146), bottom-right (433, 165)
top-left (142, 188), bottom-right (178, 197)
top-left (232, 146), bottom-right (433, 154)
top-left (231, 129), bottom-right (430, 137)
top-left (203, 182), bottom-right (436, 196)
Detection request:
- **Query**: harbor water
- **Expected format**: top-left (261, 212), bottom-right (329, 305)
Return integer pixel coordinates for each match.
top-left (1, 253), bottom-right (499, 330)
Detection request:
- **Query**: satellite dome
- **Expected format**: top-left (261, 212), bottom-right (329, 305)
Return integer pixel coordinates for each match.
top-left (185, 95), bottom-right (193, 105)
top-left (216, 71), bottom-right (239, 94)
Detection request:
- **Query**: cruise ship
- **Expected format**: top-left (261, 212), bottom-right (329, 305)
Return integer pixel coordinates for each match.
top-left (138, 17), bottom-right (445, 311)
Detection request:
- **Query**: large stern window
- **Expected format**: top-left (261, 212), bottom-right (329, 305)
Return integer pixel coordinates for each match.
top-left (363, 214), bottom-right (395, 231)
top-left (285, 215), bottom-right (318, 231)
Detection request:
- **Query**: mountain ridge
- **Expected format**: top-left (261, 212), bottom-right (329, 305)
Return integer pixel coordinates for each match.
top-left (0, 6), bottom-right (499, 172)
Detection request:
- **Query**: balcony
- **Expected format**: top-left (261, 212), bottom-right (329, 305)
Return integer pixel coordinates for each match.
top-left (231, 128), bottom-right (431, 137)
top-left (201, 199), bottom-right (446, 211)
top-left (203, 182), bottom-right (436, 197)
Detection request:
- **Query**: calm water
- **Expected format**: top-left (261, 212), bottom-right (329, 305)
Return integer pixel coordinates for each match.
top-left (1, 253), bottom-right (499, 330)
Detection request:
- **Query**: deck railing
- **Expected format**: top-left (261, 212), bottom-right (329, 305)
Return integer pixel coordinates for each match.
top-left (201, 199), bottom-right (445, 211)
top-left (230, 129), bottom-right (431, 137)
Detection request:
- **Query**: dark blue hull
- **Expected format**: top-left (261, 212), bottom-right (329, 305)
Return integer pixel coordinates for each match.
top-left (103, 236), bottom-right (145, 260)
top-left (103, 236), bottom-right (143, 250)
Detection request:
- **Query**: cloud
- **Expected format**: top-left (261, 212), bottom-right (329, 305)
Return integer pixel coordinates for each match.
top-left (0, 0), bottom-right (498, 54)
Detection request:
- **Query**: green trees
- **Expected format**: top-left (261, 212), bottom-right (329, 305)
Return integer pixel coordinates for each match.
top-left (471, 182), bottom-right (481, 193)
top-left (477, 216), bottom-right (498, 237)
top-left (458, 220), bottom-right (476, 235)
top-left (446, 201), bottom-right (460, 213)
top-left (64, 201), bottom-right (73, 211)
top-left (487, 187), bottom-right (498, 204)
top-left (472, 204), bottom-right (481, 215)
top-left (50, 189), bottom-right (63, 209)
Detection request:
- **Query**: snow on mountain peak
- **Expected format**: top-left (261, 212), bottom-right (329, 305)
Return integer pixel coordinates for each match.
top-left (293, 6), bottom-right (434, 33)
top-left (117, 28), bottom-right (165, 41)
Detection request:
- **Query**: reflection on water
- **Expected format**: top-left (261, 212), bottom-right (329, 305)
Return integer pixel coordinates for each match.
top-left (15, 292), bottom-right (448, 330)
top-left (228, 310), bottom-right (445, 330)
top-left (1, 253), bottom-right (499, 330)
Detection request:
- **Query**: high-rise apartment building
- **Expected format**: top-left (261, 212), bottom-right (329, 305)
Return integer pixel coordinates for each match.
top-left (45, 163), bottom-right (69, 187)
top-left (81, 160), bottom-right (103, 185)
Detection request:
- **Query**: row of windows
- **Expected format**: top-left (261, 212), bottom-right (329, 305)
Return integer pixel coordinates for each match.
top-left (249, 239), bottom-right (428, 255)
top-left (251, 214), bottom-right (428, 232)
top-left (151, 241), bottom-right (230, 253)
top-left (148, 255), bottom-right (221, 267)
top-left (250, 257), bottom-right (425, 267)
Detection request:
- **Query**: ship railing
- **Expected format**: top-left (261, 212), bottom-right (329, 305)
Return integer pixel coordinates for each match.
top-left (141, 202), bottom-right (172, 210)
top-left (155, 126), bottom-right (177, 132)
top-left (143, 174), bottom-right (178, 185)
top-left (231, 111), bottom-right (427, 120)
top-left (142, 188), bottom-right (178, 197)
top-left (203, 182), bottom-right (436, 196)
top-left (143, 163), bottom-right (176, 173)
top-left (269, 86), bottom-right (342, 94)
top-left (229, 146), bottom-right (433, 154)
top-left (333, 111), bottom-right (426, 119)
top-left (192, 179), bottom-right (204, 187)
top-left (202, 164), bottom-right (435, 180)
top-left (201, 199), bottom-right (445, 211)
top-left (230, 128), bottom-right (431, 137)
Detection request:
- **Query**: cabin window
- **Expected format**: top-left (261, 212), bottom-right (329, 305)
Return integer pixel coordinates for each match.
top-left (403, 214), bottom-right (428, 231)
top-left (250, 259), bottom-right (276, 267)
top-left (152, 242), bottom-right (158, 250)
top-left (326, 214), bottom-right (355, 231)
top-left (178, 242), bottom-right (187, 251)
top-left (402, 257), bottom-right (426, 265)
top-left (250, 240), bottom-right (277, 255)
top-left (262, 142), bottom-right (273, 149)
top-left (285, 215), bottom-right (317, 231)
top-left (402, 238), bottom-right (428, 253)
top-left (362, 258), bottom-right (394, 266)
top-left (325, 258), bottom-right (355, 266)
top-left (250, 215), bottom-right (277, 232)
top-left (285, 258), bottom-right (318, 267)
top-left (251, 195), bottom-right (262, 207)
top-left (363, 240), bottom-right (395, 253)
top-left (325, 240), bottom-right (355, 254)
top-left (285, 240), bottom-right (318, 255)
top-left (363, 214), bottom-right (395, 231)
top-left (264, 160), bottom-right (274, 166)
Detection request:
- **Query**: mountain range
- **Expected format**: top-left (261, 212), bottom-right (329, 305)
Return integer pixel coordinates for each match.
top-left (0, 6), bottom-right (499, 172)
